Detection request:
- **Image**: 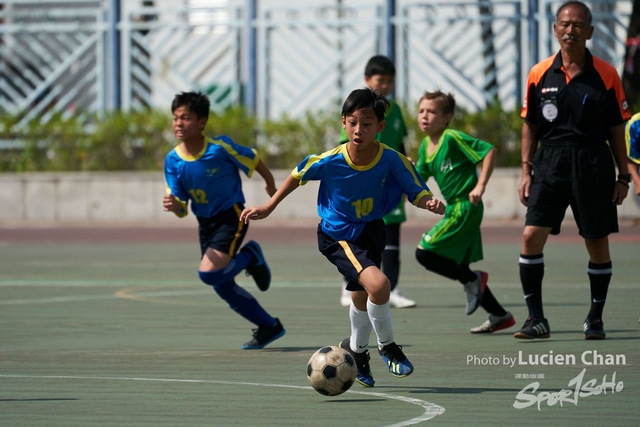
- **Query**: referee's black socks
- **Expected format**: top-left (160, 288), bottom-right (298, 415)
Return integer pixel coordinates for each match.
top-left (587, 261), bottom-right (612, 320)
top-left (519, 254), bottom-right (544, 319)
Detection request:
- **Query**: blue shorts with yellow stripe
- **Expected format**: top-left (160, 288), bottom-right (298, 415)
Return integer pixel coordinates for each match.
top-left (197, 203), bottom-right (248, 258)
top-left (418, 198), bottom-right (484, 265)
top-left (317, 219), bottom-right (386, 292)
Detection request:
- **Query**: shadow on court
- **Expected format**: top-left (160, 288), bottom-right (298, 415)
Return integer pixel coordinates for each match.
top-left (1, 221), bottom-right (639, 426)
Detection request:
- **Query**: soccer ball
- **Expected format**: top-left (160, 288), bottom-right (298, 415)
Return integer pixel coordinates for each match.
top-left (306, 345), bottom-right (357, 396)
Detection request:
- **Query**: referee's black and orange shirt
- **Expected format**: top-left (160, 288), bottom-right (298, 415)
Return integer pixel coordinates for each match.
top-left (521, 49), bottom-right (630, 143)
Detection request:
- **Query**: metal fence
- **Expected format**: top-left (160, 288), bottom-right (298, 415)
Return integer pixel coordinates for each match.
top-left (120, 2), bottom-right (243, 113)
top-left (396, 1), bottom-right (525, 111)
top-left (0, 1), bottom-right (107, 126)
top-left (0, 0), bottom-right (633, 127)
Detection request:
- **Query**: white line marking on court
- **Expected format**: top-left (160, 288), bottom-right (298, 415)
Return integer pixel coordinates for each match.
top-left (0, 280), bottom-right (173, 287)
top-left (0, 290), bottom-right (210, 305)
top-left (2, 279), bottom-right (637, 288)
top-left (0, 374), bottom-right (445, 425)
top-left (0, 280), bottom-right (362, 288)
top-left (0, 295), bottom-right (117, 305)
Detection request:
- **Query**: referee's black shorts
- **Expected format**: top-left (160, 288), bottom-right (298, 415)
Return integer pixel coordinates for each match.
top-left (525, 141), bottom-right (618, 239)
top-left (317, 219), bottom-right (386, 292)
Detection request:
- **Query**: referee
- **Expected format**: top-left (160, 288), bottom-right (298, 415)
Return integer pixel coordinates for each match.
top-left (515, 1), bottom-right (631, 340)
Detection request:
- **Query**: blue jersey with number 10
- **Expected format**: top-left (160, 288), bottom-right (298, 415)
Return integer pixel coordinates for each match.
top-left (292, 143), bottom-right (433, 241)
top-left (164, 135), bottom-right (259, 218)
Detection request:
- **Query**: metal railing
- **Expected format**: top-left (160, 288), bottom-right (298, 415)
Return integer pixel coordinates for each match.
top-left (0, 0), bottom-right (633, 128)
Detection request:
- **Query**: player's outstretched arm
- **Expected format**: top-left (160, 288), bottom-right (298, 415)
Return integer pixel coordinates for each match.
top-left (240, 174), bottom-right (301, 223)
top-left (416, 194), bottom-right (446, 215)
top-left (255, 159), bottom-right (277, 197)
top-left (469, 147), bottom-right (496, 206)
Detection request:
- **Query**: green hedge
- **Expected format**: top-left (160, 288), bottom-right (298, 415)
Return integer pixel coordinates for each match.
top-left (0, 103), bottom-right (524, 172)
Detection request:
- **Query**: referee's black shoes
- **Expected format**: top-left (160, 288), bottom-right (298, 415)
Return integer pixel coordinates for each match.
top-left (513, 317), bottom-right (551, 339)
top-left (583, 317), bottom-right (606, 340)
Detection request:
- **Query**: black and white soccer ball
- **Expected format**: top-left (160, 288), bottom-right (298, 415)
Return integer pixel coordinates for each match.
top-left (306, 345), bottom-right (356, 396)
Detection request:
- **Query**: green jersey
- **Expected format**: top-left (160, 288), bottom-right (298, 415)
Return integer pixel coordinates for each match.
top-left (416, 129), bottom-right (493, 264)
top-left (415, 129), bottom-right (493, 203)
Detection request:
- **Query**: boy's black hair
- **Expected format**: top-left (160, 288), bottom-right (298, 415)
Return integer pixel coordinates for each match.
top-left (341, 88), bottom-right (389, 122)
top-left (556, 1), bottom-right (592, 26)
top-left (171, 91), bottom-right (210, 119)
top-left (364, 55), bottom-right (396, 77)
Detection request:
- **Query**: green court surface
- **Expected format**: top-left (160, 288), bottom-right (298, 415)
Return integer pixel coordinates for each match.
top-left (1, 221), bottom-right (639, 426)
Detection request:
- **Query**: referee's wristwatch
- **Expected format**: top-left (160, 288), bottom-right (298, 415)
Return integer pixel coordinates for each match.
top-left (617, 173), bottom-right (631, 183)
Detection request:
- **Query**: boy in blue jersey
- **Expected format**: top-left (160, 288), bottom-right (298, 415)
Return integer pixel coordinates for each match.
top-left (240, 88), bottom-right (445, 387)
top-left (163, 91), bottom-right (285, 350)
top-left (338, 55), bottom-right (416, 309)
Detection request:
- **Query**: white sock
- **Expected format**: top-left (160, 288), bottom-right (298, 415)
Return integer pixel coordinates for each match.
top-left (367, 299), bottom-right (394, 347)
top-left (349, 302), bottom-right (372, 353)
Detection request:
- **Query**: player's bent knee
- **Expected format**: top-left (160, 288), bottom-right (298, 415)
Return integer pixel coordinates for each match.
top-left (415, 247), bottom-right (436, 269)
top-left (366, 280), bottom-right (391, 304)
top-left (358, 268), bottom-right (388, 291)
top-left (198, 269), bottom-right (226, 287)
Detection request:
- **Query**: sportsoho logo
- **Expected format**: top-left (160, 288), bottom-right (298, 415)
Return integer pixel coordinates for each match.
top-left (466, 350), bottom-right (627, 410)
top-left (512, 350), bottom-right (626, 410)
top-left (513, 368), bottom-right (623, 410)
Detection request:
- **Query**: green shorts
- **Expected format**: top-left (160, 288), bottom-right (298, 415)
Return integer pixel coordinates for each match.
top-left (383, 200), bottom-right (406, 225)
top-left (418, 199), bottom-right (483, 265)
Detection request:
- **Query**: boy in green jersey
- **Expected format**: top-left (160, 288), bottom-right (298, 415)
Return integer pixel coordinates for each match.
top-left (414, 90), bottom-right (516, 333)
top-left (339, 55), bottom-right (415, 309)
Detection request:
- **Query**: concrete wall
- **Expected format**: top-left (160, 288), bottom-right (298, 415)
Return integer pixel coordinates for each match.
top-left (1, 169), bottom-right (639, 224)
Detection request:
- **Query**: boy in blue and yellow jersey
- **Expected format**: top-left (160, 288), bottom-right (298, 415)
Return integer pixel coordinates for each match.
top-left (163, 91), bottom-right (285, 350)
top-left (626, 112), bottom-right (640, 196)
top-left (241, 88), bottom-right (445, 388)
top-left (414, 90), bottom-right (515, 334)
top-left (338, 55), bottom-right (415, 309)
